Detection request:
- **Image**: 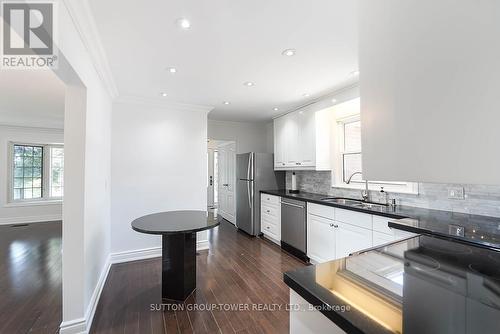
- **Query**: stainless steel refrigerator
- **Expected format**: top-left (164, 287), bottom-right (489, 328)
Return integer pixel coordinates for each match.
top-left (236, 153), bottom-right (285, 236)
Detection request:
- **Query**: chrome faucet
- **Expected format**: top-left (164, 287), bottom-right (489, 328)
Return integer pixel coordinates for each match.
top-left (346, 171), bottom-right (369, 202)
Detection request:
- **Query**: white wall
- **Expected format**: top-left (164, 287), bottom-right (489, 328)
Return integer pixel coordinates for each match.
top-left (208, 119), bottom-right (271, 154)
top-left (111, 98), bottom-right (210, 255)
top-left (359, 0), bottom-right (500, 185)
top-left (0, 125), bottom-right (63, 224)
top-left (53, 0), bottom-right (114, 331)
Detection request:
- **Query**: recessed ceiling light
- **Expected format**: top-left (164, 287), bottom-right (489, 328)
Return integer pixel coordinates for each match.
top-left (273, 107), bottom-right (279, 111)
top-left (167, 67), bottom-right (177, 73)
top-left (160, 92), bottom-right (167, 97)
top-left (331, 98), bottom-right (337, 103)
top-left (223, 101), bottom-right (230, 105)
top-left (302, 93), bottom-right (310, 97)
top-left (176, 18), bottom-right (191, 30)
top-left (244, 81), bottom-right (255, 87)
top-left (349, 70), bottom-right (360, 76)
top-left (282, 49), bottom-right (296, 57)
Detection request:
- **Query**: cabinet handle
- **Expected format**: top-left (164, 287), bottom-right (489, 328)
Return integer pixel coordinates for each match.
top-left (330, 224), bottom-right (338, 228)
top-left (266, 226), bottom-right (270, 229)
top-left (266, 210), bottom-right (270, 213)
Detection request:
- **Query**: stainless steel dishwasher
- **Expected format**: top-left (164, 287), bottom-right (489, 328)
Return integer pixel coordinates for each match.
top-left (280, 198), bottom-right (308, 261)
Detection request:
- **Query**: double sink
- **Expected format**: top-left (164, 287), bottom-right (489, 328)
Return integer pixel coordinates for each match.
top-left (319, 197), bottom-right (388, 209)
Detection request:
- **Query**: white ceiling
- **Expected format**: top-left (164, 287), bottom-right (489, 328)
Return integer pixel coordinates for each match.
top-left (88, 0), bottom-right (358, 122)
top-left (0, 71), bottom-right (65, 128)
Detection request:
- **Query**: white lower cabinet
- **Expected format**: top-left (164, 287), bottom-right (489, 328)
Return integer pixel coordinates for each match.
top-left (307, 203), bottom-right (418, 263)
top-left (373, 230), bottom-right (396, 246)
top-left (335, 221), bottom-right (372, 259)
top-left (372, 215), bottom-right (417, 247)
top-left (261, 194), bottom-right (281, 244)
top-left (307, 214), bottom-right (336, 263)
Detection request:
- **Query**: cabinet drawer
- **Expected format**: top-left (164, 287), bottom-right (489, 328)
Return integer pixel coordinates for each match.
top-left (261, 194), bottom-right (280, 206)
top-left (261, 204), bottom-right (280, 219)
top-left (261, 211), bottom-right (279, 225)
top-left (372, 215), bottom-right (393, 235)
top-left (335, 208), bottom-right (372, 229)
top-left (262, 218), bottom-right (280, 239)
top-left (307, 203), bottom-right (335, 220)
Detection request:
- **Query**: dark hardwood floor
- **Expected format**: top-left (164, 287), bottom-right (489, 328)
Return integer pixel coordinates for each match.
top-left (91, 220), bottom-right (306, 334)
top-left (0, 221), bottom-right (62, 334)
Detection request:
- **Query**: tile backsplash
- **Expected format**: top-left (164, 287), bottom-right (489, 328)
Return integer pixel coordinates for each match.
top-left (286, 171), bottom-right (500, 218)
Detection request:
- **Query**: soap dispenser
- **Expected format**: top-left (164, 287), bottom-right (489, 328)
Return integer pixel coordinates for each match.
top-left (380, 187), bottom-right (389, 205)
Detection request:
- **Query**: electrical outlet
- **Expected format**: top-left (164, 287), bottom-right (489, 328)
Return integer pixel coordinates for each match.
top-left (448, 186), bottom-right (465, 200)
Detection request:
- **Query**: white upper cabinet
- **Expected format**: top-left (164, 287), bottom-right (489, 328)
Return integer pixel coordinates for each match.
top-left (274, 106), bottom-right (331, 170)
top-left (273, 117), bottom-right (286, 167)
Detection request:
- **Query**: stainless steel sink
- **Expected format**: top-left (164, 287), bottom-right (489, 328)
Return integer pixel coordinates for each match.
top-left (320, 197), bottom-right (388, 209)
top-left (352, 202), bottom-right (387, 209)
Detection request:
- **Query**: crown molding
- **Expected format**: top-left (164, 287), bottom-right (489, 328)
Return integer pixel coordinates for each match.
top-left (0, 123), bottom-right (64, 133)
top-left (115, 95), bottom-right (214, 114)
top-left (272, 82), bottom-right (360, 119)
top-left (62, 0), bottom-right (119, 99)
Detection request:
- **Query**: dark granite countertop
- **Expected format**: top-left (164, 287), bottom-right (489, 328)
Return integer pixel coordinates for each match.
top-left (131, 210), bottom-right (219, 235)
top-left (284, 235), bottom-right (500, 334)
top-left (261, 189), bottom-right (500, 251)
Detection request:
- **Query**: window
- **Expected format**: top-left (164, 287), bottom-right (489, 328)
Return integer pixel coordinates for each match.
top-left (50, 147), bottom-right (64, 197)
top-left (332, 99), bottom-right (418, 194)
top-left (13, 144), bottom-right (44, 200)
top-left (341, 119), bottom-right (363, 183)
top-left (10, 143), bottom-right (64, 203)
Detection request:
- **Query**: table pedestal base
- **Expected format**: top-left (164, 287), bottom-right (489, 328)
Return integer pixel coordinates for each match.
top-left (162, 233), bottom-right (196, 302)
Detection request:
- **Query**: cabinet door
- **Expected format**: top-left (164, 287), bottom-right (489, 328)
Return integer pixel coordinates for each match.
top-left (307, 214), bottom-right (336, 263)
top-left (284, 113), bottom-right (299, 167)
top-left (335, 222), bottom-right (372, 259)
top-left (372, 231), bottom-right (395, 247)
top-left (298, 108), bottom-right (316, 167)
top-left (274, 117), bottom-right (286, 168)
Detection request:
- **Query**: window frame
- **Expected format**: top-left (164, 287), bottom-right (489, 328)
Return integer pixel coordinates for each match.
top-left (7, 141), bottom-right (64, 205)
top-left (332, 116), bottom-right (419, 195)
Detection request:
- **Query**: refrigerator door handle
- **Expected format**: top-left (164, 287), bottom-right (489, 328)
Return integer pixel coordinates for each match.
top-left (247, 181), bottom-right (253, 210)
top-left (247, 153), bottom-right (252, 181)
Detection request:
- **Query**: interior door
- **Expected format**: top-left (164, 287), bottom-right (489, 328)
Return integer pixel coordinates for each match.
top-left (207, 148), bottom-right (215, 208)
top-left (218, 142), bottom-right (236, 224)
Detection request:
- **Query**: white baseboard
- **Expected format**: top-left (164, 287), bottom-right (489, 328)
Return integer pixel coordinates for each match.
top-left (0, 214), bottom-right (62, 225)
top-left (60, 255), bottom-right (111, 334)
top-left (59, 317), bottom-right (87, 334)
top-left (197, 239), bottom-right (209, 251)
top-left (110, 240), bottom-right (209, 264)
top-left (110, 246), bottom-right (162, 264)
top-left (60, 240), bottom-right (210, 334)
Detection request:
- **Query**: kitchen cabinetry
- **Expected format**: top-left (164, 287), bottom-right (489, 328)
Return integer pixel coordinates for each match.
top-left (261, 194), bottom-right (281, 244)
top-left (372, 215), bottom-right (416, 247)
top-left (273, 106), bottom-right (331, 171)
top-left (335, 222), bottom-right (372, 259)
top-left (307, 203), bottom-right (416, 263)
top-left (307, 214), bottom-right (336, 263)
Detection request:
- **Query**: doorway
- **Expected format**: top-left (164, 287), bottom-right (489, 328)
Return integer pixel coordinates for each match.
top-left (0, 71), bottom-right (65, 333)
top-left (207, 140), bottom-right (236, 224)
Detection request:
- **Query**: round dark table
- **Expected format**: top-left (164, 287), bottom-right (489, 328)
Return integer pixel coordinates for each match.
top-left (131, 210), bottom-right (219, 302)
